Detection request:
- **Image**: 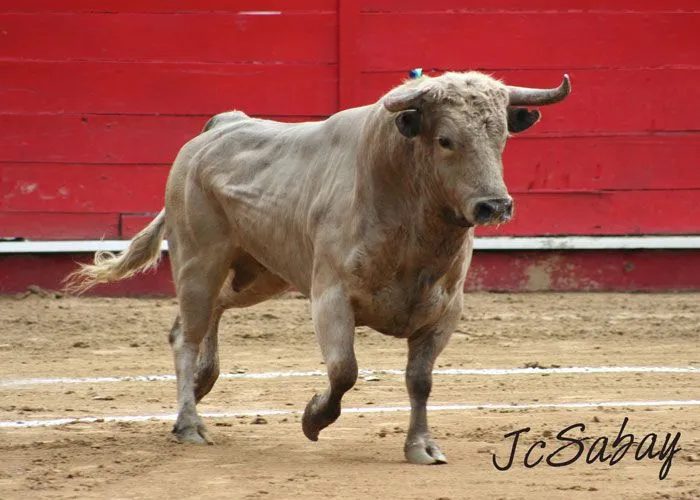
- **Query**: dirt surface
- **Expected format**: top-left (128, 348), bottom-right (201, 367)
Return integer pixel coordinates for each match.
top-left (1, 292), bottom-right (699, 499)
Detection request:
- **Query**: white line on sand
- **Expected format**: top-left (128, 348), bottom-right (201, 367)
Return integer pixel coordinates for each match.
top-left (2, 399), bottom-right (700, 429)
top-left (1, 366), bottom-right (698, 388)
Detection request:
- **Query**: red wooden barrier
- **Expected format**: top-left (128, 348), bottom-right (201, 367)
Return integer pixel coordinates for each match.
top-left (1, 0), bottom-right (699, 292)
top-left (0, 214), bottom-right (120, 240)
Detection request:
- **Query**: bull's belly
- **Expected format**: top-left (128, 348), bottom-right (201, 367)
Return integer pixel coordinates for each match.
top-left (351, 283), bottom-right (460, 338)
top-left (231, 228), bottom-right (313, 295)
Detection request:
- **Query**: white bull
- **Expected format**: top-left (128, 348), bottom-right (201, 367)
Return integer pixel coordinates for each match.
top-left (67, 71), bottom-right (571, 464)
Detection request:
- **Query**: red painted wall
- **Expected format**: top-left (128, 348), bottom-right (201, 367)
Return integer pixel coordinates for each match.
top-left (1, 1), bottom-right (699, 292)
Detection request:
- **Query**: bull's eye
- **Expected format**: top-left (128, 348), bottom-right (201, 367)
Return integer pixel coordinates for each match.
top-left (438, 136), bottom-right (453, 150)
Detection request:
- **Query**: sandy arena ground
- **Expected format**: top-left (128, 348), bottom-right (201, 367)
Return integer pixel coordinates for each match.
top-left (1, 291), bottom-right (699, 499)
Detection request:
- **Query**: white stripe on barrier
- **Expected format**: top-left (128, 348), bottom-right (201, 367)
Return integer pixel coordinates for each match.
top-left (2, 399), bottom-right (700, 429)
top-left (1, 365), bottom-right (698, 389)
top-left (3, 235), bottom-right (700, 254)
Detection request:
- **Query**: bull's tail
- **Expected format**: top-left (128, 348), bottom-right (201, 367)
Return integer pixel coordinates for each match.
top-left (64, 208), bottom-right (167, 294)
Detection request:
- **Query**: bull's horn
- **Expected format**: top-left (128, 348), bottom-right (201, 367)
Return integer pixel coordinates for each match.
top-left (383, 86), bottom-right (430, 112)
top-left (507, 74), bottom-right (571, 106)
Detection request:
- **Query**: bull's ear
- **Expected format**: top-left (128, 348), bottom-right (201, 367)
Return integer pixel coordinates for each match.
top-left (395, 109), bottom-right (422, 138)
top-left (507, 107), bottom-right (541, 133)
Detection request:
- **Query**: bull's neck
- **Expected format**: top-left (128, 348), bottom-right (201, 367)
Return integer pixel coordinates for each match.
top-left (351, 106), bottom-right (468, 245)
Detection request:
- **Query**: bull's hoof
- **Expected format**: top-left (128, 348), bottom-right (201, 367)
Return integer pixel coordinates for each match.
top-left (172, 422), bottom-right (214, 445)
top-left (405, 438), bottom-right (447, 465)
top-left (302, 393), bottom-right (341, 441)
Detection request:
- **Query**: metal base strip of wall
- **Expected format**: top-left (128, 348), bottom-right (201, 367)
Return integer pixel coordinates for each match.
top-left (1, 236), bottom-right (700, 254)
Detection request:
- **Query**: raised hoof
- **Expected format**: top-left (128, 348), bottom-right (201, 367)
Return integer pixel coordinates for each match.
top-left (172, 423), bottom-right (214, 445)
top-left (405, 441), bottom-right (448, 465)
top-left (302, 393), bottom-right (340, 442)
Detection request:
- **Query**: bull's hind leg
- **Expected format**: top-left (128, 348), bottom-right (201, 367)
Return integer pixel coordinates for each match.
top-left (302, 285), bottom-right (357, 441)
top-left (169, 309), bottom-right (224, 405)
top-left (169, 259), bottom-right (290, 410)
top-left (170, 252), bottom-right (230, 445)
top-left (166, 206), bottom-right (233, 445)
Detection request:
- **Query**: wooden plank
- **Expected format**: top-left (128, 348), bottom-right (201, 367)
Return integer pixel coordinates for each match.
top-left (0, 61), bottom-right (337, 116)
top-left (502, 135), bottom-right (700, 191)
top-left (3, 114), bottom-right (698, 171)
top-left (0, 254), bottom-right (174, 296)
top-left (0, 213), bottom-right (119, 240)
top-left (359, 12), bottom-right (700, 70)
top-left (3, 132), bottom-right (699, 205)
top-left (363, 1), bottom-right (700, 12)
top-left (360, 69), bottom-right (700, 134)
top-left (1, 165), bottom-right (168, 213)
top-left (2, 251), bottom-right (699, 295)
top-left (465, 250), bottom-right (700, 292)
top-left (475, 190), bottom-right (700, 237)
top-left (0, 114), bottom-right (203, 164)
top-left (3, 66), bottom-right (697, 135)
top-left (2, 127), bottom-right (699, 196)
top-left (2, 1), bottom-right (335, 13)
top-left (5, 158), bottom-right (700, 219)
top-left (0, 114), bottom-right (322, 164)
top-left (3, 128), bottom-right (699, 198)
top-left (0, 12), bottom-right (337, 63)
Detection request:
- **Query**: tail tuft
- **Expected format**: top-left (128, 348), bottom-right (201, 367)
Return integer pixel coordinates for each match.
top-left (64, 209), bottom-right (167, 294)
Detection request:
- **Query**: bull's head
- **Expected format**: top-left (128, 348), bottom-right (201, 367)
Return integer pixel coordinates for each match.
top-left (382, 72), bottom-right (571, 228)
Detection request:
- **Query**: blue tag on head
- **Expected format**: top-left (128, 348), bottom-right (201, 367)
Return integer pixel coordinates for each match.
top-left (408, 68), bottom-right (423, 79)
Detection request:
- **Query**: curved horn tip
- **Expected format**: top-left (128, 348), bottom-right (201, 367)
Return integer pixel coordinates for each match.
top-left (562, 74), bottom-right (571, 93)
top-left (507, 74), bottom-right (572, 106)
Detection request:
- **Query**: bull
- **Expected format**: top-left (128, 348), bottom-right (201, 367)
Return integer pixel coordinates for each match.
top-left (67, 71), bottom-right (571, 464)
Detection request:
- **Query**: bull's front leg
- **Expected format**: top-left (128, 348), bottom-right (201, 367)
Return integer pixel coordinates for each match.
top-left (404, 328), bottom-right (453, 465)
top-left (302, 284), bottom-right (357, 441)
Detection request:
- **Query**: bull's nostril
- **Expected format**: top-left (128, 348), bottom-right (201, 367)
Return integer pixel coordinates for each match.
top-left (474, 198), bottom-right (513, 224)
top-left (474, 201), bottom-right (496, 224)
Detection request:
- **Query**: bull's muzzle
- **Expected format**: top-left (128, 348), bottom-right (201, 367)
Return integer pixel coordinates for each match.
top-left (473, 197), bottom-right (514, 225)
